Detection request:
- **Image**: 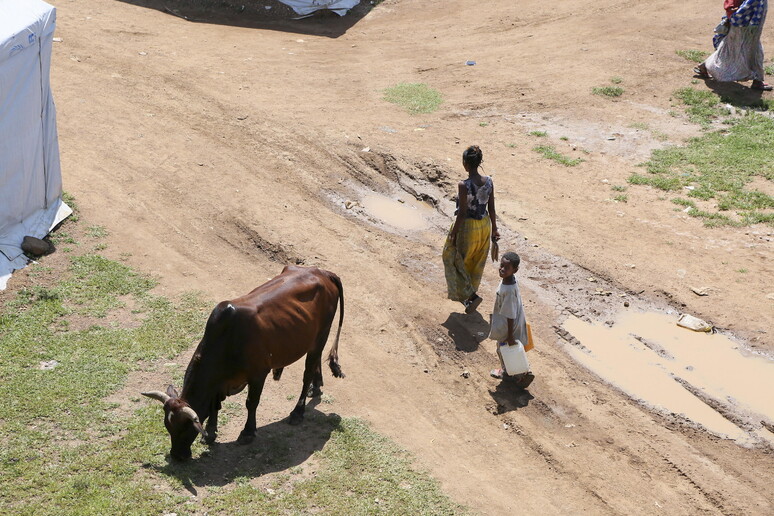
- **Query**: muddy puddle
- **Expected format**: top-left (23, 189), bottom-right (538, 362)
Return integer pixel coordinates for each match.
top-left (563, 311), bottom-right (774, 446)
top-left (360, 193), bottom-right (435, 231)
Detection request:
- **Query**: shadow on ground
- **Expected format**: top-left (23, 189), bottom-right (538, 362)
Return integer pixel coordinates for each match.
top-left (489, 382), bottom-right (534, 414)
top-left (441, 311), bottom-right (489, 352)
top-left (117, 0), bottom-right (374, 38)
top-left (148, 401), bottom-right (340, 494)
top-left (697, 77), bottom-right (771, 109)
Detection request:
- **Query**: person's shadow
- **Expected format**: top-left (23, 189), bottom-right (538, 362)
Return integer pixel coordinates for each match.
top-left (441, 311), bottom-right (489, 352)
top-left (489, 381), bottom-right (534, 414)
top-left (146, 401), bottom-right (340, 495)
top-left (695, 75), bottom-right (767, 109)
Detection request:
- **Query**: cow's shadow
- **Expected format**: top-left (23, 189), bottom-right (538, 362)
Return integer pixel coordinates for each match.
top-left (441, 311), bottom-right (489, 352)
top-left (117, 0), bottom-right (373, 38)
top-left (148, 401), bottom-right (340, 492)
top-left (488, 381), bottom-right (534, 414)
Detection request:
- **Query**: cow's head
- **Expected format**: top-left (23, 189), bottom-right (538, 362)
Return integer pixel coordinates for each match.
top-left (141, 385), bottom-right (206, 461)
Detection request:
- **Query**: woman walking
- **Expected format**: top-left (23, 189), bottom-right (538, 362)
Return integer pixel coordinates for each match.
top-left (695, 0), bottom-right (772, 90)
top-left (442, 145), bottom-right (500, 313)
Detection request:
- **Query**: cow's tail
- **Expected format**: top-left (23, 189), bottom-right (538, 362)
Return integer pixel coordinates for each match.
top-left (327, 272), bottom-right (345, 379)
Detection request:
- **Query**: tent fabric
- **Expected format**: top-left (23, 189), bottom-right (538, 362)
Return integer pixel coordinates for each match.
top-left (0, 0), bottom-right (70, 289)
top-left (278, 0), bottom-right (360, 16)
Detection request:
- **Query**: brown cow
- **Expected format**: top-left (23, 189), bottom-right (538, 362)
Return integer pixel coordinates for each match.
top-left (142, 266), bottom-right (344, 461)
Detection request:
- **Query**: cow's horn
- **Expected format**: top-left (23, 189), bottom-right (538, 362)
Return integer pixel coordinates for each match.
top-left (141, 391), bottom-right (170, 403)
top-left (180, 406), bottom-right (207, 437)
top-left (180, 406), bottom-right (200, 423)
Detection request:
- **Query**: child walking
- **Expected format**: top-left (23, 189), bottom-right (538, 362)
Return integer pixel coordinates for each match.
top-left (489, 252), bottom-right (534, 388)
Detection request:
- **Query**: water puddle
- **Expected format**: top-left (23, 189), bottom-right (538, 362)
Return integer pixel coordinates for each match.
top-left (563, 311), bottom-right (774, 446)
top-left (360, 193), bottom-right (434, 231)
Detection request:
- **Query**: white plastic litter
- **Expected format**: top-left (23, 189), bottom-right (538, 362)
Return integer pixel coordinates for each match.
top-left (676, 314), bottom-right (713, 332)
top-left (278, 0), bottom-right (359, 16)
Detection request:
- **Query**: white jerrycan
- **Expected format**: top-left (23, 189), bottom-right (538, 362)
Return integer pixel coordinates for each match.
top-left (497, 340), bottom-right (530, 376)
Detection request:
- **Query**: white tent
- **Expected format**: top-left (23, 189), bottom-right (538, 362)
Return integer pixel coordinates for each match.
top-left (0, 0), bottom-right (70, 290)
top-left (279, 0), bottom-right (360, 16)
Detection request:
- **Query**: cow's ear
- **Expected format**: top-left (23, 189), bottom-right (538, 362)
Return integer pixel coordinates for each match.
top-left (166, 385), bottom-right (180, 398)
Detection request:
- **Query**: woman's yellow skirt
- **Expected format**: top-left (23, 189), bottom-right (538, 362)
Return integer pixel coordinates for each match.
top-left (442, 216), bottom-right (491, 302)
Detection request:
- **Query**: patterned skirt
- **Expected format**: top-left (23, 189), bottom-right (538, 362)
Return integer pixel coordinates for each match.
top-left (442, 217), bottom-right (491, 302)
top-left (706, 23), bottom-right (766, 82)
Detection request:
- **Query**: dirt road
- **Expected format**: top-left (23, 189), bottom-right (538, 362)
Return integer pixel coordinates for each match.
top-left (43, 0), bottom-right (773, 513)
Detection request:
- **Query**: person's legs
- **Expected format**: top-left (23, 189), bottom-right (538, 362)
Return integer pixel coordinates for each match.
top-left (443, 223), bottom-right (475, 303)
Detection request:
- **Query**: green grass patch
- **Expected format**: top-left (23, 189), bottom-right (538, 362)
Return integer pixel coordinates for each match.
top-left (610, 76), bottom-right (623, 84)
top-left (676, 49), bottom-right (710, 63)
top-left (613, 194), bottom-right (628, 203)
top-left (674, 87), bottom-right (728, 126)
top-left (85, 225), bottom-right (108, 238)
top-left (630, 114), bottom-right (774, 226)
top-left (529, 130), bottom-right (547, 137)
top-left (672, 198), bottom-right (696, 208)
top-left (0, 255), bottom-right (208, 514)
top-left (533, 145), bottom-right (584, 167)
top-left (592, 86), bottom-right (624, 97)
top-left (611, 185), bottom-right (627, 192)
top-left (765, 64), bottom-right (774, 75)
top-left (383, 83), bottom-right (443, 114)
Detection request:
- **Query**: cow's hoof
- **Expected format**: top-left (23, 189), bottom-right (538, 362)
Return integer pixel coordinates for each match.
top-left (288, 412), bottom-right (304, 426)
top-left (202, 432), bottom-right (217, 445)
top-left (308, 387), bottom-right (323, 398)
top-left (237, 431), bottom-right (255, 445)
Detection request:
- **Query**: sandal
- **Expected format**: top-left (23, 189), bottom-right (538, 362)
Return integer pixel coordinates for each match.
top-left (465, 294), bottom-right (483, 314)
top-left (693, 65), bottom-right (710, 78)
top-left (490, 368), bottom-right (505, 379)
top-left (752, 81), bottom-right (773, 91)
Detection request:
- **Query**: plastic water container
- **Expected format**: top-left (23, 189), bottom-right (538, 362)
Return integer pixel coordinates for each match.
top-left (498, 340), bottom-right (530, 376)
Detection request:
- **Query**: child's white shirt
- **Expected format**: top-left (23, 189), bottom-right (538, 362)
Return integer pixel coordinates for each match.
top-left (493, 279), bottom-right (528, 344)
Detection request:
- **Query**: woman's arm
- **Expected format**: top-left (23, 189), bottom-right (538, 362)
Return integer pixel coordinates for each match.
top-left (488, 182), bottom-right (500, 241)
top-left (450, 181), bottom-right (467, 246)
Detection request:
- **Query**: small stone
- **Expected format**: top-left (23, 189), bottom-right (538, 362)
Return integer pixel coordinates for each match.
top-left (624, 301), bottom-right (630, 307)
top-left (461, 371), bottom-right (470, 378)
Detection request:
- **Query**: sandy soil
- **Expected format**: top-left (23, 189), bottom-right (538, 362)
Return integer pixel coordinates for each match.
top-left (16, 0), bottom-right (774, 513)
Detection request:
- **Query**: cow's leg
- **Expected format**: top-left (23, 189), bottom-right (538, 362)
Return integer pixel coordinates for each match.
top-left (203, 398), bottom-right (221, 444)
top-left (308, 361), bottom-right (323, 398)
top-left (238, 371), bottom-right (269, 444)
top-left (289, 349), bottom-right (323, 425)
top-left (308, 322), bottom-right (332, 398)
